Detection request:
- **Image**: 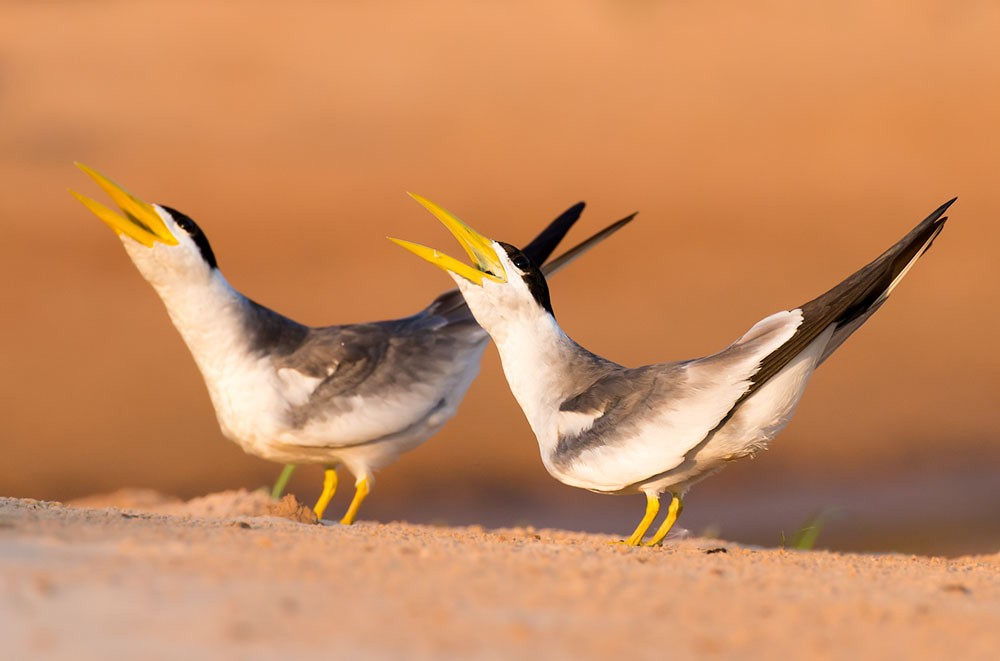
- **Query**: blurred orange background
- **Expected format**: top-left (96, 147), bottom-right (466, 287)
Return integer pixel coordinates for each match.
top-left (2, 1), bottom-right (997, 555)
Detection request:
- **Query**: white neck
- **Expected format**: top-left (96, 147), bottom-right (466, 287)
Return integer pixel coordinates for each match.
top-left (120, 236), bottom-right (253, 373)
top-left (120, 233), bottom-right (296, 448)
top-left (488, 311), bottom-right (608, 461)
top-left (146, 270), bottom-right (267, 430)
top-left (451, 262), bottom-right (614, 464)
top-left (150, 270), bottom-right (249, 362)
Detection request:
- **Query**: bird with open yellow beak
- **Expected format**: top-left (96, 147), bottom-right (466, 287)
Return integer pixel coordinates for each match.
top-left (393, 195), bottom-right (953, 545)
top-left (70, 164), bottom-right (633, 524)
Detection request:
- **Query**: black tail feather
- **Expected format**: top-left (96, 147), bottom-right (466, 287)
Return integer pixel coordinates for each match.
top-left (521, 202), bottom-right (586, 267)
top-left (829, 197), bottom-right (953, 327)
top-left (745, 198), bottom-right (954, 396)
top-left (540, 213), bottom-right (636, 277)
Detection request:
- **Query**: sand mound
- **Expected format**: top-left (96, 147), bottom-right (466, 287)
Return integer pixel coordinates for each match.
top-left (67, 488), bottom-right (318, 524)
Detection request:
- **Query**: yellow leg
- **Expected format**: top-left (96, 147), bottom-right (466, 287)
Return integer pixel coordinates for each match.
top-left (622, 493), bottom-right (660, 546)
top-left (646, 494), bottom-right (684, 546)
top-left (339, 477), bottom-right (370, 525)
top-left (313, 467), bottom-right (338, 519)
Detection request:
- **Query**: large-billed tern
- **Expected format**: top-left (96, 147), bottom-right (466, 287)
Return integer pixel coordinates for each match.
top-left (71, 164), bottom-right (634, 524)
top-left (393, 195), bottom-right (954, 545)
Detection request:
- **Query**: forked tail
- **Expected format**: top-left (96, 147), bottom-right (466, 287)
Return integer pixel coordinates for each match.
top-left (747, 198), bottom-right (954, 395)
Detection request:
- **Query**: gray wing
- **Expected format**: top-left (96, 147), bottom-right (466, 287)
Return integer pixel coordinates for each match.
top-left (278, 307), bottom-right (487, 438)
top-left (277, 323), bottom-right (391, 398)
top-left (548, 311), bottom-right (802, 490)
top-left (554, 363), bottom-right (690, 463)
top-left (284, 314), bottom-right (483, 401)
top-left (238, 291), bottom-right (486, 445)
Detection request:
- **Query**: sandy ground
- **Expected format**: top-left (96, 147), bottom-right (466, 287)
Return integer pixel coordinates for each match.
top-left (1, 492), bottom-right (997, 660)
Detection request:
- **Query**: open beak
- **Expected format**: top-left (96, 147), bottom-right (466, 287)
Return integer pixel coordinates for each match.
top-left (389, 193), bottom-right (506, 285)
top-left (69, 163), bottom-right (179, 247)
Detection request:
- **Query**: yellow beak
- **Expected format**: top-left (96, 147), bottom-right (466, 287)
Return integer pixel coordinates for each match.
top-left (69, 163), bottom-right (179, 247)
top-left (389, 193), bottom-right (506, 285)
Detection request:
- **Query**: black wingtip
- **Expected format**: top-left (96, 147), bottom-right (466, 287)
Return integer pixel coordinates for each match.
top-left (539, 210), bottom-right (638, 278)
top-left (521, 201), bottom-right (587, 266)
top-left (928, 197), bottom-right (957, 223)
top-left (594, 211), bottom-right (638, 237)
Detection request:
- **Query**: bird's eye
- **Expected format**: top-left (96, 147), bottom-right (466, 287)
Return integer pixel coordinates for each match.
top-left (511, 253), bottom-right (531, 270)
top-left (173, 216), bottom-right (194, 234)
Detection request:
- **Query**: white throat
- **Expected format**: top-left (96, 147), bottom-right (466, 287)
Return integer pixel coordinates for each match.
top-left (455, 274), bottom-right (603, 460)
top-left (141, 263), bottom-right (276, 441)
top-left (150, 269), bottom-right (249, 362)
top-left (119, 233), bottom-right (253, 389)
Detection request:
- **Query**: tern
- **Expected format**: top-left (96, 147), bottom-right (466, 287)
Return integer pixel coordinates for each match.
top-left (393, 195), bottom-right (954, 545)
top-left (71, 164), bottom-right (633, 523)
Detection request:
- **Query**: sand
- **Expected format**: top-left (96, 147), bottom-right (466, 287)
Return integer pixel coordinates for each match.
top-left (2, 491), bottom-right (997, 660)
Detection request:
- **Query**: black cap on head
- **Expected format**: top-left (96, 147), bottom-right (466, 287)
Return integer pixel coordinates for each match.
top-left (160, 205), bottom-right (218, 269)
top-left (499, 242), bottom-right (553, 316)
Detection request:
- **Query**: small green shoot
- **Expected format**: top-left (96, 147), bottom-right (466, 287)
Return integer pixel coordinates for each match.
top-left (782, 508), bottom-right (838, 550)
top-left (270, 464), bottom-right (297, 500)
